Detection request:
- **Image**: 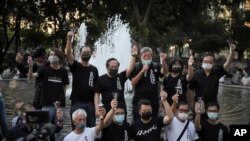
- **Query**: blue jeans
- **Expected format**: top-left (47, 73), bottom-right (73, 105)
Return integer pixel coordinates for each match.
top-left (0, 95), bottom-right (8, 138)
top-left (70, 102), bottom-right (96, 129)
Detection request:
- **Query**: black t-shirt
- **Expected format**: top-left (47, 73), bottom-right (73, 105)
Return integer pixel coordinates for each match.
top-left (129, 117), bottom-right (165, 141)
top-left (198, 120), bottom-right (229, 141)
top-left (163, 73), bottom-right (188, 105)
top-left (69, 61), bottom-right (99, 103)
top-left (189, 66), bottom-right (225, 103)
top-left (94, 71), bottom-right (127, 111)
top-left (130, 62), bottom-right (164, 101)
top-left (16, 62), bottom-right (48, 83)
top-left (101, 121), bottom-right (130, 141)
top-left (37, 66), bottom-right (69, 107)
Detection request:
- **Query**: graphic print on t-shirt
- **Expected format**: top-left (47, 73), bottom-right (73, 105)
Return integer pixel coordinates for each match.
top-left (89, 72), bottom-right (94, 87)
top-left (136, 125), bottom-right (158, 136)
top-left (150, 69), bottom-right (156, 84)
top-left (48, 76), bottom-right (62, 83)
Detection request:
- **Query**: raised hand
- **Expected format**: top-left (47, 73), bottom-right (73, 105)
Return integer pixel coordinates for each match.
top-left (160, 90), bottom-right (168, 100)
top-left (27, 56), bottom-right (33, 67)
top-left (131, 45), bottom-right (138, 57)
top-left (195, 102), bottom-right (201, 114)
top-left (172, 94), bottom-right (179, 104)
top-left (160, 52), bottom-right (167, 60)
top-left (188, 55), bottom-right (194, 66)
top-left (111, 98), bottom-right (118, 110)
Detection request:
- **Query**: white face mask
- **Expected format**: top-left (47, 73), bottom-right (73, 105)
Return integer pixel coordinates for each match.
top-left (202, 63), bottom-right (213, 70)
top-left (178, 112), bottom-right (189, 121)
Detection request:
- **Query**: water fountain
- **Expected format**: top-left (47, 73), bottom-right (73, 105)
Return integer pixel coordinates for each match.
top-left (76, 15), bottom-right (134, 122)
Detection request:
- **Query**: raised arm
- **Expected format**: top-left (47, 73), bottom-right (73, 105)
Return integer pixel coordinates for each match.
top-left (171, 94), bottom-right (179, 113)
top-left (186, 55), bottom-right (194, 81)
top-left (131, 65), bottom-right (149, 86)
top-left (126, 45), bottom-right (138, 77)
top-left (194, 102), bottom-right (202, 131)
top-left (223, 44), bottom-right (236, 70)
top-left (95, 107), bottom-right (106, 135)
top-left (160, 52), bottom-right (168, 74)
top-left (103, 99), bottom-right (117, 127)
top-left (94, 93), bottom-right (101, 117)
top-left (65, 31), bottom-right (75, 65)
top-left (27, 56), bottom-right (38, 79)
top-left (160, 91), bottom-right (174, 125)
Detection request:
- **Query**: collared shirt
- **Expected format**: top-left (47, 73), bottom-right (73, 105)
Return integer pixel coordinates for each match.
top-left (190, 66), bottom-right (225, 103)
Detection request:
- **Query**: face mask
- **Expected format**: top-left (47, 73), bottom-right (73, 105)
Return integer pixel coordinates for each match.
top-left (172, 66), bottom-right (182, 73)
top-left (109, 68), bottom-right (118, 77)
top-left (202, 63), bottom-right (213, 70)
top-left (114, 114), bottom-right (125, 123)
top-left (81, 54), bottom-right (91, 61)
top-left (141, 111), bottom-right (152, 120)
top-left (178, 112), bottom-right (189, 121)
top-left (207, 112), bottom-right (218, 120)
top-left (141, 59), bottom-right (152, 65)
top-left (75, 122), bottom-right (86, 130)
top-left (48, 56), bottom-right (59, 64)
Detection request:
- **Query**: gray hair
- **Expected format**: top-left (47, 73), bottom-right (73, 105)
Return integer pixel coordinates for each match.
top-left (140, 47), bottom-right (153, 54)
top-left (72, 108), bottom-right (87, 120)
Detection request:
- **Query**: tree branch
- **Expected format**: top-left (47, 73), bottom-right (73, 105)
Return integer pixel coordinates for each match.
top-left (143, 0), bottom-right (154, 26)
top-left (132, 0), bottom-right (142, 26)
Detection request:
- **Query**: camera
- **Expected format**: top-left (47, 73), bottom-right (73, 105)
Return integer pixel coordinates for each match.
top-left (16, 110), bottom-right (55, 141)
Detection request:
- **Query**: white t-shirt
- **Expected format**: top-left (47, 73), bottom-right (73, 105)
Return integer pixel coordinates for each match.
top-left (166, 117), bottom-right (199, 141)
top-left (63, 127), bottom-right (96, 141)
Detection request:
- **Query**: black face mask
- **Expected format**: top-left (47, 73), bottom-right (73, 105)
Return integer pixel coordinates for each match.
top-left (172, 66), bottom-right (182, 73)
top-left (141, 111), bottom-right (152, 120)
top-left (109, 69), bottom-right (118, 77)
top-left (81, 55), bottom-right (91, 61)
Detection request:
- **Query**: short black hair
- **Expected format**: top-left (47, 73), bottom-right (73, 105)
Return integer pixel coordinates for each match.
top-left (106, 58), bottom-right (120, 68)
top-left (176, 101), bottom-right (189, 110)
top-left (203, 53), bottom-right (215, 60)
top-left (117, 102), bottom-right (126, 109)
top-left (138, 99), bottom-right (151, 110)
top-left (205, 101), bottom-right (220, 111)
top-left (169, 57), bottom-right (184, 72)
top-left (30, 46), bottom-right (46, 58)
top-left (80, 46), bottom-right (93, 54)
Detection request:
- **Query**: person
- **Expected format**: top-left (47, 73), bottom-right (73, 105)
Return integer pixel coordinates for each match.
top-left (130, 47), bottom-right (168, 120)
top-left (189, 43), bottom-right (236, 104)
top-left (28, 48), bottom-right (69, 123)
top-left (12, 101), bottom-right (24, 127)
top-left (101, 99), bottom-right (129, 141)
top-left (16, 46), bottom-right (48, 109)
top-left (6, 103), bottom-right (64, 141)
top-left (231, 68), bottom-right (242, 85)
top-left (194, 102), bottom-right (229, 141)
top-left (163, 55), bottom-right (194, 105)
top-left (66, 31), bottom-right (99, 128)
top-left (166, 99), bottom-right (199, 141)
top-left (128, 91), bottom-right (173, 141)
top-left (0, 89), bottom-right (8, 139)
top-left (63, 108), bottom-right (106, 141)
top-left (241, 67), bottom-right (250, 86)
top-left (94, 45), bottom-right (138, 116)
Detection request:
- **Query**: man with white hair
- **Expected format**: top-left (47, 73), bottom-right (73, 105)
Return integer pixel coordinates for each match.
top-left (63, 108), bottom-right (106, 141)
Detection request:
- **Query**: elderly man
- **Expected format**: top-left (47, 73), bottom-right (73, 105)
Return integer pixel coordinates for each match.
top-left (63, 108), bottom-right (105, 141)
top-left (130, 47), bottom-right (168, 120)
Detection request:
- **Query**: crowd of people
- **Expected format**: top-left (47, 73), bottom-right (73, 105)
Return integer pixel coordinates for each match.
top-left (0, 30), bottom-right (238, 141)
